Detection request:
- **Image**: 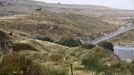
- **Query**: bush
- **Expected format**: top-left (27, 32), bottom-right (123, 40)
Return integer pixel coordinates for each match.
top-left (81, 44), bottom-right (95, 49)
top-left (36, 35), bottom-right (53, 42)
top-left (0, 53), bottom-right (42, 75)
top-left (82, 53), bottom-right (107, 72)
top-left (98, 41), bottom-right (114, 52)
top-left (0, 53), bottom-right (69, 75)
top-left (55, 38), bottom-right (79, 47)
top-left (41, 65), bottom-right (68, 75)
top-left (49, 54), bottom-right (64, 62)
top-left (111, 62), bottom-right (125, 73)
top-left (0, 30), bottom-right (12, 54)
top-left (81, 47), bottom-right (111, 73)
top-left (0, 30), bottom-right (11, 41)
top-left (129, 60), bottom-right (134, 74)
top-left (82, 55), bottom-right (99, 70)
top-left (12, 43), bottom-right (37, 51)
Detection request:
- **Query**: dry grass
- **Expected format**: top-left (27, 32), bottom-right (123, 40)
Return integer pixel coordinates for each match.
top-left (0, 1), bottom-right (133, 74)
top-left (0, 30), bottom-right (129, 74)
top-left (0, 6), bottom-right (133, 75)
top-left (0, 11), bottom-right (126, 40)
top-left (111, 30), bottom-right (134, 44)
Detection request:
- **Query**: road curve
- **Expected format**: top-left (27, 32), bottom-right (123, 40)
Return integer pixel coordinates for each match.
top-left (80, 23), bottom-right (134, 45)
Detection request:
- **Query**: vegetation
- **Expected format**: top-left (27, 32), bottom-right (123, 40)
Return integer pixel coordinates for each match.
top-left (41, 65), bottom-right (68, 75)
top-left (12, 43), bottom-right (37, 51)
top-left (0, 53), bottom-right (69, 75)
top-left (81, 46), bottom-right (129, 74)
top-left (129, 60), bottom-right (134, 74)
top-left (82, 47), bottom-right (108, 73)
top-left (0, 30), bottom-right (11, 41)
top-left (0, 53), bottom-right (42, 75)
top-left (36, 35), bottom-right (53, 42)
top-left (0, 30), bottom-right (12, 55)
top-left (0, 1), bottom-right (133, 74)
top-left (55, 37), bottom-right (79, 47)
top-left (98, 41), bottom-right (114, 52)
top-left (0, 25), bottom-right (132, 75)
top-left (81, 44), bottom-right (95, 49)
top-left (82, 55), bottom-right (105, 71)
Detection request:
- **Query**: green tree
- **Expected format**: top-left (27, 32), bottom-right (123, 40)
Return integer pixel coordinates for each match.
top-left (81, 44), bottom-right (95, 49)
top-left (36, 35), bottom-right (53, 42)
top-left (55, 38), bottom-right (79, 47)
top-left (98, 41), bottom-right (114, 52)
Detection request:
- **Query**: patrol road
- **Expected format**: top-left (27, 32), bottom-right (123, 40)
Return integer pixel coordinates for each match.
top-left (80, 23), bottom-right (134, 45)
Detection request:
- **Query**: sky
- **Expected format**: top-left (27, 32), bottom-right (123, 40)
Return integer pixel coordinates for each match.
top-left (35, 0), bottom-right (134, 10)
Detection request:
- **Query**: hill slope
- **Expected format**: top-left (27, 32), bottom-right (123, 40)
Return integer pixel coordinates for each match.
top-left (0, 29), bottom-right (125, 75)
top-left (0, 11), bottom-right (126, 40)
top-left (0, 0), bottom-right (134, 18)
top-left (0, 0), bottom-right (134, 74)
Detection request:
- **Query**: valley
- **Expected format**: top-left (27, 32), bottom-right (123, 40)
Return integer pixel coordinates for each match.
top-left (0, 0), bottom-right (134, 75)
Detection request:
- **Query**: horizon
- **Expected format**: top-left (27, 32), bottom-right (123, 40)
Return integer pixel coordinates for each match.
top-left (35, 0), bottom-right (134, 10)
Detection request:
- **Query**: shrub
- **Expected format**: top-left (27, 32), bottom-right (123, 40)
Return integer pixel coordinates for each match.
top-left (55, 38), bottom-right (79, 47)
top-left (82, 54), bottom-right (111, 75)
top-left (98, 41), bottom-right (114, 52)
top-left (81, 47), bottom-right (110, 73)
top-left (82, 53), bottom-right (107, 72)
top-left (41, 65), bottom-right (68, 75)
top-left (129, 60), bottom-right (134, 74)
top-left (49, 54), bottom-right (64, 62)
top-left (0, 30), bottom-right (12, 54)
top-left (81, 44), bottom-right (95, 49)
top-left (12, 43), bottom-right (37, 51)
top-left (111, 62), bottom-right (125, 73)
top-left (0, 53), bottom-right (42, 75)
top-left (0, 30), bottom-right (11, 41)
top-left (36, 35), bottom-right (53, 42)
top-left (0, 53), bottom-right (69, 75)
top-left (82, 55), bottom-right (99, 70)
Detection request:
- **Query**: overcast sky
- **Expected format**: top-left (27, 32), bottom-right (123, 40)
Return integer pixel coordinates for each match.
top-left (35, 0), bottom-right (134, 10)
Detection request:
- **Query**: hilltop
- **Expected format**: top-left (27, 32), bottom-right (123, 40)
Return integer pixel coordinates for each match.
top-left (0, 0), bottom-right (134, 17)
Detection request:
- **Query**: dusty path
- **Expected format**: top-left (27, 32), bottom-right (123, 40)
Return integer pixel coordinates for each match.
top-left (0, 14), bottom-right (27, 20)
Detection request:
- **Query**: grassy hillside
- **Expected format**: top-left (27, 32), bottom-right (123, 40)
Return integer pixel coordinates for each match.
top-left (0, 0), bottom-right (134, 74)
top-left (0, 11), bottom-right (127, 41)
top-left (0, 0), bottom-right (46, 16)
top-left (44, 3), bottom-right (134, 18)
top-left (0, 0), bottom-right (134, 18)
top-left (112, 30), bottom-right (134, 44)
top-left (0, 29), bottom-right (130, 75)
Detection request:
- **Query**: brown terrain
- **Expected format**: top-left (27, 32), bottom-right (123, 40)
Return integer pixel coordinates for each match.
top-left (0, 0), bottom-right (134, 75)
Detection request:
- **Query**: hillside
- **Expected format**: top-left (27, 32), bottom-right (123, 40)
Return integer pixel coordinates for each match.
top-left (0, 0), bottom-right (134, 18)
top-left (0, 0), bottom-right (45, 16)
top-left (0, 0), bottom-right (133, 45)
top-left (0, 0), bottom-right (134, 75)
top-left (0, 11), bottom-right (127, 40)
top-left (44, 3), bottom-right (134, 18)
top-left (0, 0), bottom-right (133, 42)
top-left (0, 29), bottom-right (129, 75)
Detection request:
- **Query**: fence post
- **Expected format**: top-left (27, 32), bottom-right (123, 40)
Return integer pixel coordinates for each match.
top-left (70, 63), bottom-right (73, 75)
